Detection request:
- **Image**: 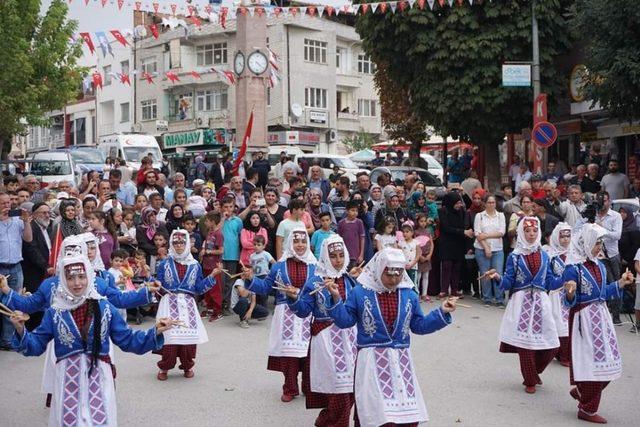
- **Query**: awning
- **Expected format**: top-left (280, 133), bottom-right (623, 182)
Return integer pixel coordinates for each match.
top-left (164, 144), bottom-right (226, 159)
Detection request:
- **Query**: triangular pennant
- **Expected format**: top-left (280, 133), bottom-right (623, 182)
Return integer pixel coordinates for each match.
top-left (307, 6), bottom-right (316, 17)
top-left (273, 7), bottom-right (282, 17)
top-left (79, 32), bottom-right (95, 54)
top-left (84, 0), bottom-right (89, 5)
top-left (166, 71), bottom-right (180, 83)
top-left (317, 6), bottom-right (325, 16)
top-left (204, 4), bottom-right (212, 14)
top-left (190, 15), bottom-right (202, 27)
top-left (325, 6), bottom-right (334, 16)
top-left (101, 0), bottom-right (107, 7)
top-left (409, 0), bottom-right (416, 9)
top-left (352, 5), bottom-right (361, 14)
top-left (281, 7), bottom-right (289, 17)
top-left (439, 0), bottom-right (446, 7)
top-left (110, 30), bottom-right (129, 47)
top-left (149, 24), bottom-right (159, 39)
top-left (468, 0), bottom-right (473, 4)
top-left (256, 7), bottom-right (265, 17)
top-left (135, 1), bottom-right (141, 11)
top-left (247, 7), bottom-right (255, 17)
top-left (447, 0), bottom-right (454, 7)
top-left (290, 7), bottom-right (298, 17)
top-left (264, 6), bottom-right (274, 18)
top-left (390, 2), bottom-right (398, 13)
top-left (300, 7), bottom-right (307, 16)
top-left (190, 70), bottom-right (201, 79)
top-left (371, 3), bottom-right (379, 13)
top-left (427, 0), bottom-right (435, 10)
top-left (188, 5), bottom-right (195, 16)
top-left (457, 0), bottom-right (463, 6)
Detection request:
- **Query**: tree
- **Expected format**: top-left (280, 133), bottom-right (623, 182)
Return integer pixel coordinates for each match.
top-left (572, 0), bottom-right (640, 122)
top-left (0, 0), bottom-right (84, 157)
top-left (356, 1), bottom-right (573, 189)
top-left (341, 130), bottom-right (377, 154)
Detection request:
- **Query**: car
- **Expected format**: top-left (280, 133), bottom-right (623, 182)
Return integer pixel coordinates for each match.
top-left (369, 166), bottom-right (446, 198)
top-left (295, 153), bottom-right (369, 182)
top-left (58, 146), bottom-right (106, 173)
top-left (99, 133), bottom-right (163, 172)
top-left (268, 146), bottom-right (310, 166)
top-left (30, 151), bottom-right (81, 187)
top-left (381, 152), bottom-right (444, 182)
top-left (612, 198), bottom-right (640, 228)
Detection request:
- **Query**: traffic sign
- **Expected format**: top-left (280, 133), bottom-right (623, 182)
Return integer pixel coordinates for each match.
top-left (532, 121), bottom-right (557, 148)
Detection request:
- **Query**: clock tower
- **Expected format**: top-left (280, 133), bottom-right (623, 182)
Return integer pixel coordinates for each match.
top-left (234, 2), bottom-right (269, 152)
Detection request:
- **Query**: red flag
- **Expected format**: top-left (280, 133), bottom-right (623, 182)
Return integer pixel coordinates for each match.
top-left (239, 7), bottom-right (247, 16)
top-left (48, 228), bottom-right (63, 270)
top-left (117, 0), bottom-right (124, 10)
top-left (307, 6), bottom-right (316, 17)
top-left (256, 7), bottom-right (265, 17)
top-left (170, 4), bottom-right (177, 15)
top-left (101, 0), bottom-right (107, 7)
top-left (232, 111), bottom-right (253, 176)
top-left (221, 70), bottom-right (236, 85)
top-left (325, 6), bottom-right (334, 16)
top-left (135, 1), bottom-right (141, 11)
top-left (120, 73), bottom-right (131, 85)
top-left (204, 5), bottom-right (212, 14)
top-left (83, 0), bottom-right (89, 4)
top-left (110, 30), bottom-right (128, 47)
top-left (79, 32), bottom-right (95, 54)
top-left (190, 70), bottom-right (201, 79)
top-left (418, 0), bottom-right (426, 9)
top-left (188, 5), bottom-right (195, 16)
top-left (190, 15), bottom-right (202, 27)
top-left (152, 3), bottom-right (159, 13)
top-left (149, 24), bottom-right (159, 39)
top-left (438, 0), bottom-right (445, 7)
top-left (399, 1), bottom-right (407, 12)
top-left (274, 7), bottom-right (282, 17)
top-left (92, 71), bottom-right (103, 89)
top-left (220, 7), bottom-right (228, 28)
top-left (380, 3), bottom-right (388, 13)
top-left (142, 72), bottom-right (154, 84)
top-left (290, 7), bottom-right (298, 17)
top-left (166, 71), bottom-right (180, 83)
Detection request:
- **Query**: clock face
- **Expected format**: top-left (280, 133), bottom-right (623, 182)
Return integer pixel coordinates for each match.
top-left (570, 64), bottom-right (587, 102)
top-left (247, 51), bottom-right (268, 75)
top-left (234, 51), bottom-right (245, 76)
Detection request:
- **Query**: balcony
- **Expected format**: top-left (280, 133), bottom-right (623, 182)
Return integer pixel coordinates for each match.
top-left (337, 111), bottom-right (361, 132)
top-left (99, 123), bottom-right (114, 136)
top-left (336, 73), bottom-right (361, 88)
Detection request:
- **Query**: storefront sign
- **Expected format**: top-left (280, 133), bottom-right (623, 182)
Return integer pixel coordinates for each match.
top-left (309, 110), bottom-right (328, 124)
top-left (502, 64), bottom-right (531, 87)
top-left (267, 131), bottom-right (321, 147)
top-left (162, 129), bottom-right (227, 148)
top-left (156, 120), bottom-right (168, 132)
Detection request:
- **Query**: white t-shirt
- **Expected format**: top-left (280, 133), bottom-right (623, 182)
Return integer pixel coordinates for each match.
top-left (231, 279), bottom-right (252, 310)
top-left (398, 239), bottom-right (419, 270)
top-left (276, 218), bottom-right (306, 243)
top-left (375, 234), bottom-right (397, 250)
top-left (635, 248), bottom-right (640, 284)
top-left (473, 211), bottom-right (506, 252)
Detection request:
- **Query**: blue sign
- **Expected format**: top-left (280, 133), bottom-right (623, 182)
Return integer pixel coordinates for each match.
top-left (502, 64), bottom-right (531, 87)
top-left (532, 121), bottom-right (558, 148)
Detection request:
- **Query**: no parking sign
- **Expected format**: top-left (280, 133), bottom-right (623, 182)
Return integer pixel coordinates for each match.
top-left (531, 121), bottom-right (558, 148)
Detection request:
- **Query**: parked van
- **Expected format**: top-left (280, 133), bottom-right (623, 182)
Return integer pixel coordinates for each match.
top-left (30, 151), bottom-right (81, 187)
top-left (267, 146), bottom-right (312, 166)
top-left (295, 153), bottom-right (369, 182)
top-left (99, 133), bottom-right (163, 172)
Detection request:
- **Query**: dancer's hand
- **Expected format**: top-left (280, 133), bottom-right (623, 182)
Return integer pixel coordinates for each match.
top-left (240, 266), bottom-right (253, 281)
top-left (147, 281), bottom-right (161, 294)
top-left (9, 311), bottom-right (28, 336)
top-left (0, 275), bottom-right (10, 294)
top-left (564, 280), bottom-right (577, 299)
top-left (284, 286), bottom-right (299, 299)
top-left (156, 317), bottom-right (175, 334)
top-left (349, 266), bottom-right (363, 278)
top-left (326, 279), bottom-right (340, 300)
top-left (442, 297), bottom-right (457, 313)
top-left (619, 270), bottom-right (635, 287)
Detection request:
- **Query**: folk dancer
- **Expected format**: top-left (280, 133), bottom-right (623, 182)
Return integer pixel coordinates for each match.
top-left (327, 248), bottom-right (455, 427)
top-left (5, 255), bottom-right (175, 426)
top-left (286, 235), bottom-right (360, 426)
top-left (563, 223), bottom-right (634, 424)
top-left (545, 222), bottom-right (572, 367)
top-left (486, 217), bottom-right (563, 394)
top-left (241, 227), bottom-right (317, 402)
top-left (0, 235), bottom-right (158, 407)
top-left (155, 229), bottom-right (222, 380)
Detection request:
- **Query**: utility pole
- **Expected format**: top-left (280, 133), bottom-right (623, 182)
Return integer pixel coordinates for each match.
top-left (530, 0), bottom-right (546, 173)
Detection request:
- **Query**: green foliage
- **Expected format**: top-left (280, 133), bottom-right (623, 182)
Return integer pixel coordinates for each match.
top-left (0, 0), bottom-right (84, 154)
top-left (341, 130), bottom-right (377, 154)
top-left (573, 0), bottom-right (640, 122)
top-left (356, 0), bottom-right (573, 146)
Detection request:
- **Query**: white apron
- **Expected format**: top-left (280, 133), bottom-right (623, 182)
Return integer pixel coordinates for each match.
top-left (51, 354), bottom-right (116, 426)
top-left (499, 289), bottom-right (559, 350)
top-left (268, 304), bottom-right (310, 358)
top-left (157, 293), bottom-right (208, 345)
top-left (549, 290), bottom-right (570, 337)
top-left (571, 302), bottom-right (622, 382)
top-left (43, 341), bottom-right (115, 395)
top-left (355, 347), bottom-right (428, 427)
top-left (310, 324), bottom-right (357, 394)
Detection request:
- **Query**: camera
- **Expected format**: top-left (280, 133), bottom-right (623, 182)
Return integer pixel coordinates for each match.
top-left (582, 192), bottom-right (605, 224)
top-left (256, 198), bottom-right (266, 207)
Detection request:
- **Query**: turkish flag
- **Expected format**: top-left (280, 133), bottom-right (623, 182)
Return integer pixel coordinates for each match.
top-left (166, 71), bottom-right (180, 83)
top-left (149, 24), bottom-right (159, 39)
top-left (79, 32), bottom-right (95, 54)
top-left (110, 30), bottom-right (129, 47)
top-left (101, 0), bottom-right (107, 7)
top-left (220, 7), bottom-right (228, 28)
top-left (362, 4), bottom-right (369, 13)
top-left (190, 70), bottom-right (201, 79)
top-left (117, 0), bottom-right (124, 10)
top-left (190, 15), bottom-right (202, 27)
top-left (232, 111), bottom-right (253, 176)
top-left (152, 3), bottom-right (159, 13)
top-left (120, 73), bottom-right (131, 85)
top-left (142, 72), bottom-right (154, 84)
top-left (135, 1), bottom-right (141, 11)
top-left (92, 71), bottom-right (103, 89)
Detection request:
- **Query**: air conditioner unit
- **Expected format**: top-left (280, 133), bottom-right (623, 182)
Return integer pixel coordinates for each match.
top-left (208, 117), bottom-right (220, 128)
top-left (327, 129), bottom-right (338, 143)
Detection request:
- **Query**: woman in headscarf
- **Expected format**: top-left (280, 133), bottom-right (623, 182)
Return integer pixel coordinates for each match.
top-left (438, 191), bottom-right (473, 299)
top-left (561, 223), bottom-right (634, 424)
top-left (407, 190), bottom-right (427, 220)
top-left (327, 247), bottom-right (456, 426)
top-left (155, 229), bottom-right (222, 381)
top-left (49, 198), bottom-right (84, 269)
top-left (241, 227), bottom-right (317, 402)
top-left (6, 255), bottom-right (172, 426)
top-left (286, 235), bottom-right (359, 426)
top-left (136, 206), bottom-right (169, 264)
top-left (618, 206), bottom-right (640, 268)
top-left (544, 222), bottom-right (572, 367)
top-left (305, 188), bottom-right (335, 231)
top-left (367, 184), bottom-right (385, 219)
top-left (486, 216), bottom-right (563, 394)
top-left (165, 203), bottom-right (185, 235)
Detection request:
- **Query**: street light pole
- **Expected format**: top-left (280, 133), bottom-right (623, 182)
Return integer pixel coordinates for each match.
top-left (532, 0), bottom-right (540, 99)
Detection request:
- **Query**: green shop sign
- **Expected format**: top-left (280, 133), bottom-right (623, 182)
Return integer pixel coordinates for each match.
top-left (163, 129), bottom-right (224, 148)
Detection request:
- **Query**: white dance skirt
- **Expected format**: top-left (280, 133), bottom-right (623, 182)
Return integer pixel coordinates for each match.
top-left (499, 289), bottom-right (559, 350)
top-left (310, 324), bottom-right (357, 394)
top-left (267, 304), bottom-right (310, 358)
top-left (157, 293), bottom-right (208, 345)
top-left (549, 290), bottom-right (570, 337)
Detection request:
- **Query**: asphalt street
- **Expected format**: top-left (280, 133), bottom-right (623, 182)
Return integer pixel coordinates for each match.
top-left (1, 298), bottom-right (639, 426)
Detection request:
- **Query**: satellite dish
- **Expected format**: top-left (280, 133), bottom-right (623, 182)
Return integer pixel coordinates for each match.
top-left (291, 103), bottom-right (303, 118)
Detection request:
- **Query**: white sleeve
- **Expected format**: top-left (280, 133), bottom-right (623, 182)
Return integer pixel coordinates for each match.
top-left (634, 248), bottom-right (640, 262)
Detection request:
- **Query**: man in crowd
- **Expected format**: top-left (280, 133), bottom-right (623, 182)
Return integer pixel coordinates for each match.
top-left (530, 174), bottom-right (546, 199)
top-left (252, 150), bottom-right (271, 189)
top-left (308, 165), bottom-right (331, 203)
top-left (329, 176), bottom-right (352, 223)
top-left (543, 161), bottom-right (563, 185)
top-left (569, 164), bottom-right (587, 187)
top-left (371, 150), bottom-right (384, 166)
top-left (503, 181), bottom-right (532, 217)
top-left (229, 176), bottom-right (249, 210)
top-left (108, 168), bottom-right (136, 207)
top-left (210, 154), bottom-right (226, 190)
top-left (355, 172), bottom-right (371, 201)
top-left (600, 159), bottom-right (629, 200)
top-left (243, 168), bottom-right (259, 193)
top-left (447, 150), bottom-right (465, 183)
top-left (557, 185), bottom-right (587, 227)
top-left (630, 177), bottom-right (640, 198)
top-left (138, 170), bottom-right (164, 199)
top-left (582, 163), bottom-right (601, 194)
top-left (508, 154), bottom-right (522, 193)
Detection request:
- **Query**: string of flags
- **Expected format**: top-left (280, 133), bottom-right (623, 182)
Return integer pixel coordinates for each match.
top-left (74, 0), bottom-right (486, 56)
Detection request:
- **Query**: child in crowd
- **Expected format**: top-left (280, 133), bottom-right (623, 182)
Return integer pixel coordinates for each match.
top-left (275, 199), bottom-right (307, 259)
top-left (337, 199), bottom-right (365, 270)
top-left (249, 235), bottom-right (275, 308)
top-left (201, 212), bottom-right (224, 321)
top-left (88, 211), bottom-right (118, 269)
top-left (132, 249), bottom-right (154, 321)
top-left (182, 212), bottom-right (203, 259)
top-left (221, 197), bottom-right (243, 315)
top-left (414, 213), bottom-right (433, 302)
top-left (425, 189), bottom-right (439, 236)
top-left (310, 212), bottom-right (334, 259)
top-left (109, 249), bottom-right (136, 319)
top-left (398, 221), bottom-right (420, 291)
top-left (375, 217), bottom-right (398, 251)
top-left (231, 278), bottom-right (269, 328)
top-left (240, 212), bottom-right (269, 266)
top-left (150, 233), bottom-right (168, 275)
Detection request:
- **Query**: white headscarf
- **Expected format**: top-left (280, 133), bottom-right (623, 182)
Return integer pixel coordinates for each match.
top-left (56, 235), bottom-right (88, 270)
top-left (513, 216), bottom-right (542, 255)
top-left (315, 235), bottom-right (350, 279)
top-left (80, 232), bottom-right (106, 272)
top-left (358, 248), bottom-right (414, 293)
top-left (52, 255), bottom-right (102, 310)
top-left (279, 227), bottom-right (317, 264)
top-left (565, 223), bottom-right (608, 265)
top-left (546, 222), bottom-right (572, 258)
top-left (168, 229), bottom-right (198, 265)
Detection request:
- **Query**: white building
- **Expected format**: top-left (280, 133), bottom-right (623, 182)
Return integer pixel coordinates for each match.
top-left (134, 14), bottom-right (382, 156)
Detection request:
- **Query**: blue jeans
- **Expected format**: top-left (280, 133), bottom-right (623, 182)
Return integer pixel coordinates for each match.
top-left (474, 248), bottom-right (504, 304)
top-left (1, 264), bottom-right (24, 346)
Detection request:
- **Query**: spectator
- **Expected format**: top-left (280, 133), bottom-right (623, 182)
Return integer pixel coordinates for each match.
top-left (543, 180), bottom-right (563, 219)
top-left (630, 177), bottom-right (640, 199)
top-left (461, 170), bottom-right (482, 198)
top-left (503, 181), bottom-right (532, 217)
top-left (569, 164), bottom-right (587, 188)
top-left (403, 174), bottom-right (417, 197)
top-left (272, 151), bottom-right (289, 181)
top-left (201, 212), bottom-right (224, 321)
top-left (264, 187), bottom-right (286, 258)
top-left (514, 163), bottom-right (532, 193)
top-left (507, 195), bottom-right (535, 249)
top-left (231, 278), bottom-right (269, 328)
top-left (165, 204), bottom-right (185, 235)
top-left (508, 155), bottom-right (522, 193)
top-left (132, 194), bottom-right (148, 225)
top-left (148, 193), bottom-right (168, 222)
top-left (297, 157), bottom-right (309, 178)
top-left (135, 156), bottom-right (154, 186)
top-left (337, 200), bottom-right (365, 269)
top-left (581, 163), bottom-right (601, 194)
top-left (108, 169), bottom-right (136, 207)
top-left (438, 191), bottom-right (473, 299)
top-left (307, 165), bottom-right (332, 204)
top-left (136, 206), bottom-right (168, 264)
top-left (371, 151), bottom-right (384, 166)
top-left (310, 212), bottom-right (335, 259)
top-left (240, 212), bottom-right (269, 266)
top-left (243, 168), bottom-right (259, 193)
top-left (473, 195), bottom-right (505, 307)
top-left (88, 211), bottom-right (118, 269)
top-left (137, 169), bottom-right (164, 199)
top-left (374, 189), bottom-right (409, 232)
top-left (229, 176), bottom-right (249, 210)
top-left (557, 185), bottom-right (587, 227)
top-left (368, 184), bottom-right (384, 218)
top-left (50, 198), bottom-right (83, 262)
top-left (398, 221), bottom-right (420, 289)
top-left (329, 176), bottom-right (352, 223)
top-left (447, 150), bottom-right (465, 183)
top-left (530, 174), bottom-right (545, 199)
top-left (221, 197), bottom-right (243, 315)
top-left (0, 192), bottom-right (32, 350)
top-left (532, 198), bottom-right (559, 243)
top-left (275, 199), bottom-right (306, 259)
top-left (600, 160), bottom-right (630, 200)
top-left (618, 206), bottom-right (640, 271)
top-left (543, 161), bottom-right (564, 185)
top-left (223, 153), bottom-right (234, 177)
top-left (396, 150), bottom-right (405, 166)
top-left (303, 188), bottom-right (334, 231)
top-left (252, 150), bottom-right (271, 189)
top-left (187, 155), bottom-right (209, 187)
top-left (209, 154), bottom-right (226, 190)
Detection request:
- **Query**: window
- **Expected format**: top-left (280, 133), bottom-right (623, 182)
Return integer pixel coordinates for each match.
top-left (103, 65), bottom-right (112, 86)
top-left (120, 60), bottom-right (129, 75)
top-left (120, 102), bottom-right (130, 123)
top-left (196, 42), bottom-right (228, 66)
top-left (336, 47), bottom-right (345, 71)
top-left (173, 93), bottom-right (193, 120)
top-left (196, 88), bottom-right (228, 111)
top-left (141, 57), bottom-right (157, 75)
top-left (304, 39), bottom-right (327, 64)
top-left (305, 87), bottom-right (327, 109)
top-left (357, 54), bottom-right (376, 74)
top-left (141, 99), bottom-right (157, 121)
top-left (357, 99), bottom-right (377, 117)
